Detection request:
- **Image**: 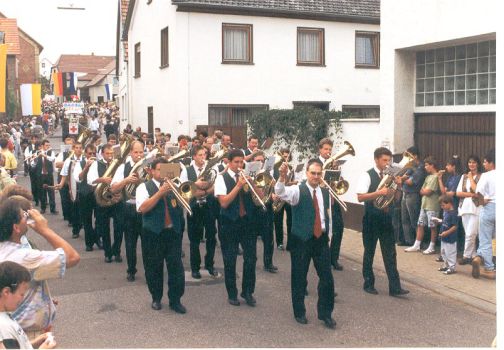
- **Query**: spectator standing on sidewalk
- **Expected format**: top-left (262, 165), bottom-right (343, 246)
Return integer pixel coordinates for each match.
top-left (405, 156), bottom-right (441, 255)
top-left (436, 195), bottom-right (459, 275)
top-left (0, 138), bottom-right (17, 178)
top-left (472, 149), bottom-right (496, 280)
top-left (455, 155), bottom-right (482, 265)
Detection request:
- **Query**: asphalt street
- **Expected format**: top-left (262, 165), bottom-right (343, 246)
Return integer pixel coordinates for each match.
top-left (14, 135), bottom-right (496, 348)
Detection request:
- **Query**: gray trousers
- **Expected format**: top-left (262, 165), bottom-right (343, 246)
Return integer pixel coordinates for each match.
top-left (401, 192), bottom-right (421, 244)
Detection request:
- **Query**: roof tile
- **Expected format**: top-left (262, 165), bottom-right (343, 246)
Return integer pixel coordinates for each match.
top-left (0, 18), bottom-right (21, 55)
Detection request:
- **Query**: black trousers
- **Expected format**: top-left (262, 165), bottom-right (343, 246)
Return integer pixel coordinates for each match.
top-left (290, 234), bottom-right (334, 319)
top-left (96, 202), bottom-right (124, 258)
top-left (59, 181), bottom-right (72, 222)
top-left (219, 216), bottom-right (257, 299)
top-left (254, 205), bottom-right (274, 267)
top-left (330, 204), bottom-right (344, 265)
top-left (71, 198), bottom-right (82, 235)
top-left (362, 213), bottom-right (402, 293)
top-left (142, 227), bottom-right (185, 304)
top-left (38, 173), bottom-right (55, 212)
top-left (79, 192), bottom-right (97, 247)
top-left (29, 168), bottom-right (39, 203)
top-left (273, 203), bottom-right (292, 246)
top-left (124, 203), bottom-right (143, 275)
top-left (187, 203), bottom-right (217, 272)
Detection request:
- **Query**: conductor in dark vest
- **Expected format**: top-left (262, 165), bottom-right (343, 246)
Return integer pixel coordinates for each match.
top-left (214, 149), bottom-right (257, 307)
top-left (355, 147), bottom-right (409, 297)
top-left (275, 158), bottom-right (336, 329)
top-left (136, 157), bottom-right (186, 313)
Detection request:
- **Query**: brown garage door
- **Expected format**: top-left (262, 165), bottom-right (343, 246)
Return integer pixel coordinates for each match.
top-left (415, 112), bottom-right (495, 166)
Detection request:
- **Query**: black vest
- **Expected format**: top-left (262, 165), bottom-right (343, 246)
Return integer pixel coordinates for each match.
top-left (220, 171), bottom-right (255, 221)
top-left (291, 182), bottom-right (330, 241)
top-left (78, 159), bottom-right (94, 196)
top-left (35, 150), bottom-right (54, 175)
top-left (122, 162), bottom-right (135, 200)
top-left (97, 160), bottom-right (108, 177)
top-left (364, 168), bottom-right (389, 219)
top-left (142, 180), bottom-right (183, 234)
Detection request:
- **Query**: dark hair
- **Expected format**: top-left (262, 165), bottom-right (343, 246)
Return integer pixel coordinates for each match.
top-left (228, 149), bottom-right (245, 161)
top-left (0, 261), bottom-right (31, 292)
top-left (85, 144), bottom-right (96, 153)
top-left (41, 139), bottom-right (50, 145)
top-left (192, 145), bottom-right (205, 156)
top-left (318, 138), bottom-right (333, 149)
top-left (406, 146), bottom-right (420, 157)
top-left (248, 135), bottom-right (259, 142)
top-left (177, 135), bottom-right (186, 142)
top-left (151, 157), bottom-right (168, 169)
top-left (192, 136), bottom-right (200, 142)
top-left (306, 158), bottom-right (323, 170)
top-left (466, 154), bottom-right (483, 173)
top-left (107, 134), bottom-right (117, 141)
top-left (102, 143), bottom-right (114, 152)
top-left (484, 148), bottom-right (495, 165)
top-left (446, 155), bottom-right (463, 174)
top-left (0, 138), bottom-right (8, 148)
top-left (198, 131), bottom-right (208, 138)
top-left (0, 198), bottom-right (23, 242)
top-left (251, 151), bottom-right (265, 161)
top-left (146, 139), bottom-right (154, 146)
top-left (374, 147), bottom-right (392, 159)
top-left (424, 156), bottom-right (439, 170)
top-left (439, 194), bottom-right (453, 205)
top-left (166, 133), bottom-right (171, 138)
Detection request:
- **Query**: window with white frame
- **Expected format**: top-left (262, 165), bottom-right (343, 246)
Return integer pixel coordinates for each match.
top-left (297, 27), bottom-right (325, 66)
top-left (415, 40), bottom-right (496, 107)
top-left (222, 24), bottom-right (253, 64)
top-left (355, 31), bottom-right (379, 68)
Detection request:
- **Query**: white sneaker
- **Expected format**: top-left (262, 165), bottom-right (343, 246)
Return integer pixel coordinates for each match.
top-left (422, 247), bottom-right (436, 255)
top-left (404, 246), bottom-right (420, 252)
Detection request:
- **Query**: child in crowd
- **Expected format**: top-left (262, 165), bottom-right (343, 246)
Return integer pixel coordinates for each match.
top-left (0, 261), bottom-right (56, 349)
top-left (405, 156), bottom-right (441, 254)
top-left (437, 195), bottom-right (459, 275)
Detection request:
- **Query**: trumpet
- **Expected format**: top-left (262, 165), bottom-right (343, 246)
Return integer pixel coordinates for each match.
top-left (239, 169), bottom-right (267, 211)
top-left (320, 177), bottom-right (348, 212)
top-left (163, 177), bottom-right (193, 216)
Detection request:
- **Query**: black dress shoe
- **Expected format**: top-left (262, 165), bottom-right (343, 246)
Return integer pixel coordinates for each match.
top-left (40, 209), bottom-right (46, 214)
top-left (85, 245), bottom-right (93, 252)
top-left (191, 271), bottom-right (202, 279)
top-left (151, 301), bottom-right (162, 310)
top-left (114, 255), bottom-right (123, 263)
top-left (240, 292), bottom-right (256, 306)
top-left (104, 257), bottom-right (113, 263)
top-left (169, 302), bottom-right (187, 314)
top-left (318, 316), bottom-right (337, 329)
top-left (332, 262), bottom-right (343, 271)
top-left (72, 233), bottom-right (79, 239)
top-left (127, 273), bottom-right (135, 282)
top-left (295, 315), bottom-right (308, 324)
top-left (389, 288), bottom-right (410, 297)
top-left (228, 298), bottom-right (240, 306)
top-left (206, 267), bottom-right (218, 276)
top-left (363, 286), bottom-right (379, 295)
top-left (264, 265), bottom-right (278, 273)
top-left (95, 240), bottom-right (103, 250)
top-left (51, 210), bottom-right (59, 215)
top-left (68, 222), bottom-right (73, 227)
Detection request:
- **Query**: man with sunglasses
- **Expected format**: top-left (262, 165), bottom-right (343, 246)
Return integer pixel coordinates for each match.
top-left (275, 159), bottom-right (336, 329)
top-left (72, 144), bottom-right (98, 251)
top-left (0, 198), bottom-right (80, 338)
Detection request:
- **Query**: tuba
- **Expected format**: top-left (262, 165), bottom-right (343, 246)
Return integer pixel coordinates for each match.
top-left (95, 135), bottom-right (134, 207)
top-left (68, 127), bottom-right (93, 159)
top-left (373, 151), bottom-right (415, 210)
top-left (124, 148), bottom-right (159, 200)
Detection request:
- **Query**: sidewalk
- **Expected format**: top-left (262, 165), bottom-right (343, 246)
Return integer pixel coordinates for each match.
top-left (340, 228), bottom-right (496, 314)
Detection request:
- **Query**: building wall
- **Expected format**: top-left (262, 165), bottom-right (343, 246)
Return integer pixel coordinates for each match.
top-left (17, 33), bottom-right (40, 85)
top-left (381, 0), bottom-right (497, 153)
top-left (88, 75), bottom-right (118, 103)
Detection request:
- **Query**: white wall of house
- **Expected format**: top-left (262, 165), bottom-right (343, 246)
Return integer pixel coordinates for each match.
top-left (118, 11), bottom-right (129, 124)
top-left (126, 1), bottom-right (384, 204)
top-left (88, 75), bottom-right (118, 103)
top-left (381, 0), bottom-right (497, 153)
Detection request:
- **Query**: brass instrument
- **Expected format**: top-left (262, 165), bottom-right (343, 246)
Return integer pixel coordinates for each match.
top-left (68, 127), bottom-right (93, 160)
top-left (252, 170), bottom-right (275, 207)
top-left (163, 177), bottom-right (193, 216)
top-left (239, 169), bottom-right (267, 211)
top-left (373, 151), bottom-right (415, 210)
top-left (321, 140), bottom-right (355, 211)
top-left (124, 148), bottom-right (159, 200)
top-left (167, 149), bottom-right (190, 163)
top-left (271, 151), bottom-right (292, 213)
top-left (95, 135), bottom-right (134, 207)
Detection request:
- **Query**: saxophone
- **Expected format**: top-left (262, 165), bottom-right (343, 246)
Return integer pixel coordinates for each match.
top-left (94, 135), bottom-right (134, 207)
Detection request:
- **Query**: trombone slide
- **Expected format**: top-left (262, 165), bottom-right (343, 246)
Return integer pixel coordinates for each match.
top-left (239, 170), bottom-right (267, 211)
top-left (320, 178), bottom-right (348, 212)
top-left (165, 178), bottom-right (193, 216)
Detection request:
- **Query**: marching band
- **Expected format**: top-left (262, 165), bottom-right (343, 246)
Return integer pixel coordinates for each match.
top-left (23, 124), bottom-right (414, 330)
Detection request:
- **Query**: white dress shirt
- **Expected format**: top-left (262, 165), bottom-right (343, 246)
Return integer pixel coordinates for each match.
top-left (87, 160), bottom-right (109, 186)
top-left (111, 160), bottom-right (137, 204)
top-left (214, 168), bottom-right (239, 197)
top-left (60, 155), bottom-right (83, 177)
top-left (355, 166), bottom-right (382, 195)
top-left (274, 180), bottom-right (328, 231)
top-left (136, 178), bottom-right (161, 212)
top-left (456, 175), bottom-right (481, 216)
top-left (89, 118), bottom-right (99, 132)
top-left (179, 162), bottom-right (207, 183)
top-left (476, 169), bottom-right (496, 204)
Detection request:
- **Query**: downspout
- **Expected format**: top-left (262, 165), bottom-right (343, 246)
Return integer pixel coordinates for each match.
top-left (187, 12), bottom-right (191, 135)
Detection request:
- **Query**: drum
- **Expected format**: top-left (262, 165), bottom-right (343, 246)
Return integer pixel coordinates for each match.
top-left (68, 161), bottom-right (78, 202)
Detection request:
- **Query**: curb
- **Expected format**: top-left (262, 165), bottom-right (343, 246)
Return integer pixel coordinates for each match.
top-left (340, 230), bottom-right (496, 315)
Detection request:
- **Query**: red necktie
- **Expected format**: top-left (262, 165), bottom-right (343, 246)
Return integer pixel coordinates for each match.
top-left (235, 174), bottom-right (246, 217)
top-left (162, 195), bottom-right (172, 227)
top-left (313, 189), bottom-right (322, 238)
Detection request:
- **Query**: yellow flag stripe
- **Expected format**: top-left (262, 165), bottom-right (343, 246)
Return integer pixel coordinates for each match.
top-left (0, 44), bottom-right (7, 113)
top-left (31, 84), bottom-right (41, 115)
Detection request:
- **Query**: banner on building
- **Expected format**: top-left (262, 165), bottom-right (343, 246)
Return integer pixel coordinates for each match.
top-left (0, 44), bottom-right (7, 113)
top-left (52, 71), bottom-right (63, 96)
top-left (20, 84), bottom-right (42, 116)
top-left (63, 101), bottom-right (84, 114)
top-left (105, 84), bottom-right (111, 101)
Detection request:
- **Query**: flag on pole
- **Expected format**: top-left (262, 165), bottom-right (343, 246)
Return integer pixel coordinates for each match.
top-left (52, 71), bottom-right (63, 96)
top-left (68, 72), bottom-right (78, 94)
top-left (20, 84), bottom-right (42, 116)
top-left (105, 84), bottom-right (111, 101)
top-left (0, 44), bottom-right (7, 113)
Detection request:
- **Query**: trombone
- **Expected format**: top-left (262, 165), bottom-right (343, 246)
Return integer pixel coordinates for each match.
top-left (163, 177), bottom-right (193, 216)
top-left (320, 177), bottom-right (348, 212)
top-left (239, 169), bottom-right (267, 211)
